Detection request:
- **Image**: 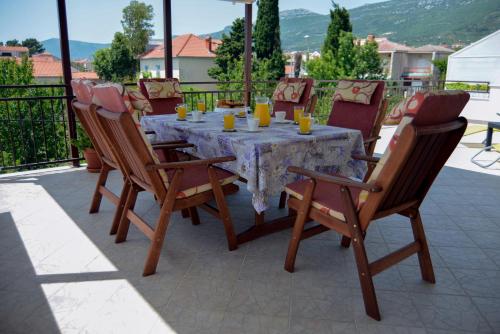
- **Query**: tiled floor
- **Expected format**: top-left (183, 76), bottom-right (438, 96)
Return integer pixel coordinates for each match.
top-left (1, 130), bottom-right (500, 333)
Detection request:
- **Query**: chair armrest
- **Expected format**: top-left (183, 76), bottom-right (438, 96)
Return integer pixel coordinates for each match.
top-left (152, 143), bottom-right (194, 150)
top-left (352, 154), bottom-right (380, 163)
top-left (364, 136), bottom-right (381, 144)
top-left (287, 166), bottom-right (382, 192)
top-left (146, 156), bottom-right (236, 171)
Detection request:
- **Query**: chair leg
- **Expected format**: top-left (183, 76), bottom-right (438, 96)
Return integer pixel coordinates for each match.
top-left (143, 169), bottom-right (183, 276)
top-left (181, 209), bottom-right (190, 218)
top-left (284, 180), bottom-right (315, 273)
top-left (89, 164), bottom-right (111, 214)
top-left (278, 191), bottom-right (287, 209)
top-left (284, 210), bottom-right (308, 273)
top-left (115, 184), bottom-right (139, 243)
top-left (351, 232), bottom-right (381, 321)
top-left (340, 186), bottom-right (381, 321)
top-left (189, 207), bottom-right (200, 225)
top-left (143, 197), bottom-right (175, 276)
top-left (410, 211), bottom-right (435, 283)
top-left (109, 181), bottom-right (131, 235)
top-left (208, 167), bottom-right (237, 251)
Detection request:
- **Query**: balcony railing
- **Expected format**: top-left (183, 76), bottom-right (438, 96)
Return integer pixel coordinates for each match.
top-left (0, 79), bottom-right (482, 172)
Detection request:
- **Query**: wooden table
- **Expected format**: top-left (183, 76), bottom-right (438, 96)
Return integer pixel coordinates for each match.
top-left (141, 113), bottom-right (367, 243)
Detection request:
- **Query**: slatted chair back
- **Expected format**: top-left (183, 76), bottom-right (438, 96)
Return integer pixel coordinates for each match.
top-left (358, 91), bottom-right (470, 230)
top-left (327, 80), bottom-right (385, 141)
top-left (138, 78), bottom-right (184, 115)
top-left (272, 78), bottom-right (315, 120)
top-left (93, 86), bottom-right (168, 201)
top-left (71, 80), bottom-right (117, 165)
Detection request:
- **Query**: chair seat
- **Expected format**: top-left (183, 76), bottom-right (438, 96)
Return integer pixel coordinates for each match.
top-left (166, 165), bottom-right (239, 199)
top-left (285, 175), bottom-right (362, 221)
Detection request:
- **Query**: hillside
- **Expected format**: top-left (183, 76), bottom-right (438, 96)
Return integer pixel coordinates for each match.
top-left (210, 0), bottom-right (500, 51)
top-left (42, 38), bottom-right (109, 60)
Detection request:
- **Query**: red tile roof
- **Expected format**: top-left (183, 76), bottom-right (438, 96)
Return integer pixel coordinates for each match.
top-left (413, 44), bottom-right (454, 53)
top-left (0, 46), bottom-right (29, 53)
top-left (375, 38), bottom-right (414, 52)
top-left (31, 53), bottom-right (98, 79)
top-left (140, 34), bottom-right (221, 59)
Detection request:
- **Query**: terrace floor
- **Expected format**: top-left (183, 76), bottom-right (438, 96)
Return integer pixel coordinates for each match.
top-left (1, 126), bottom-right (500, 334)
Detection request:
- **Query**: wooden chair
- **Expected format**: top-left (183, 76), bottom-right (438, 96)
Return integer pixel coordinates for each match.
top-left (272, 78), bottom-right (316, 120)
top-left (327, 80), bottom-right (387, 157)
top-left (138, 78), bottom-right (183, 115)
top-left (283, 91), bottom-right (470, 320)
top-left (93, 85), bottom-right (240, 276)
top-left (71, 80), bottom-right (191, 234)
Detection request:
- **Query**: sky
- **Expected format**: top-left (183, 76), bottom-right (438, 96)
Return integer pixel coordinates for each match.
top-left (0, 0), bottom-right (385, 44)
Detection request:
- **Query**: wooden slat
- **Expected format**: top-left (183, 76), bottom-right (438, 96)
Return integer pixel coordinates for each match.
top-left (369, 241), bottom-right (421, 276)
top-left (99, 186), bottom-right (120, 205)
top-left (126, 210), bottom-right (155, 240)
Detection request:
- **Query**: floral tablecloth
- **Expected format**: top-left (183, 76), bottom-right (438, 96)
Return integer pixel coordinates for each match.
top-left (141, 113), bottom-right (367, 213)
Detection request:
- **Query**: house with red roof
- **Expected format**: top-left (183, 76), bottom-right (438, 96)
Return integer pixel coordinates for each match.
top-left (358, 35), bottom-right (454, 83)
top-left (0, 46), bottom-right (29, 58)
top-left (139, 34), bottom-right (221, 87)
top-left (31, 52), bottom-right (98, 82)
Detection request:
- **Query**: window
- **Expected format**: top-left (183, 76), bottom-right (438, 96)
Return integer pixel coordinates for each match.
top-left (144, 65), bottom-right (149, 71)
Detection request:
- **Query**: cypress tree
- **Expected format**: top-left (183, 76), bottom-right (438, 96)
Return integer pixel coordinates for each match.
top-left (254, 0), bottom-right (282, 60)
top-left (208, 18), bottom-right (245, 80)
top-left (322, 1), bottom-right (352, 56)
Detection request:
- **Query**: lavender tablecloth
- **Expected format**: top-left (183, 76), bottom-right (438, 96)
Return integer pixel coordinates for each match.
top-left (141, 113), bottom-right (367, 213)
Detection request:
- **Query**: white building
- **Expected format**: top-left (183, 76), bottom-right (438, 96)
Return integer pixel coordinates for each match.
top-left (358, 35), bottom-right (454, 83)
top-left (0, 46), bottom-right (29, 58)
top-left (139, 34), bottom-right (221, 89)
top-left (446, 30), bottom-right (500, 122)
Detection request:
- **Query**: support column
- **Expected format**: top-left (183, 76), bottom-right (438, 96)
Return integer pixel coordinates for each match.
top-left (163, 0), bottom-right (173, 78)
top-left (57, 0), bottom-right (79, 167)
top-left (244, 3), bottom-right (252, 106)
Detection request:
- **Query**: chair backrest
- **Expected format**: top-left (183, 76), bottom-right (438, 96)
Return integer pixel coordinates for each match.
top-left (138, 78), bottom-right (183, 115)
top-left (70, 80), bottom-right (117, 166)
top-left (272, 78), bottom-right (315, 120)
top-left (93, 85), bottom-right (168, 200)
top-left (358, 91), bottom-right (470, 230)
top-left (327, 80), bottom-right (385, 140)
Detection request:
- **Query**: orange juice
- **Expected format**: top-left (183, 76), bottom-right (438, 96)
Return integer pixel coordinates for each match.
top-left (176, 104), bottom-right (187, 120)
top-left (255, 103), bottom-right (270, 127)
top-left (197, 101), bottom-right (206, 113)
top-left (223, 113), bottom-right (235, 130)
top-left (294, 107), bottom-right (304, 124)
top-left (299, 115), bottom-right (312, 134)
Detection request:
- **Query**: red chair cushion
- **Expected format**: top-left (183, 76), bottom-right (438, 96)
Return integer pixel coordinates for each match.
top-left (327, 80), bottom-right (385, 139)
top-left (285, 176), bottom-right (362, 221)
top-left (272, 78), bottom-right (314, 121)
top-left (165, 165), bottom-right (238, 199)
top-left (139, 79), bottom-right (184, 115)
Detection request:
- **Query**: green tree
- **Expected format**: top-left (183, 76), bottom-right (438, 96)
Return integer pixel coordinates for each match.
top-left (432, 58), bottom-right (448, 80)
top-left (121, 0), bottom-right (154, 57)
top-left (21, 38), bottom-right (45, 56)
top-left (254, 0), bottom-right (281, 59)
top-left (6, 39), bottom-right (21, 46)
top-left (322, 1), bottom-right (352, 56)
top-left (208, 18), bottom-right (245, 81)
top-left (335, 32), bottom-right (356, 78)
top-left (94, 32), bottom-right (137, 81)
top-left (0, 42), bottom-right (3, 46)
top-left (354, 40), bottom-right (384, 79)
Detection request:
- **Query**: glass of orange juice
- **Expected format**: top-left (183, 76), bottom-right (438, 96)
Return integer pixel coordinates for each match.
top-left (293, 106), bottom-right (304, 124)
top-left (254, 96), bottom-right (271, 127)
top-left (299, 113), bottom-right (312, 134)
top-left (197, 100), bottom-right (206, 113)
top-left (175, 103), bottom-right (187, 120)
top-left (223, 112), bottom-right (235, 131)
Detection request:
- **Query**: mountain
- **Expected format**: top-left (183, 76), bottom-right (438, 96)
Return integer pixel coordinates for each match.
top-left (41, 38), bottom-right (110, 60)
top-left (208, 0), bottom-right (500, 51)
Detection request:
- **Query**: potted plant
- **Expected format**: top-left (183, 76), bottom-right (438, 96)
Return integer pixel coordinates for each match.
top-left (72, 125), bottom-right (102, 173)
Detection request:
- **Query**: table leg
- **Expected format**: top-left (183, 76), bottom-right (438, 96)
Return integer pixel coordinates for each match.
top-left (485, 126), bottom-right (493, 151)
top-left (236, 209), bottom-right (297, 245)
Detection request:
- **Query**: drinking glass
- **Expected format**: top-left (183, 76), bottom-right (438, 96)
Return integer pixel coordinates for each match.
top-left (299, 113), bottom-right (312, 134)
top-left (175, 103), bottom-right (187, 120)
top-left (197, 100), bottom-right (206, 113)
top-left (223, 112), bottom-right (235, 130)
top-left (294, 106), bottom-right (305, 124)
